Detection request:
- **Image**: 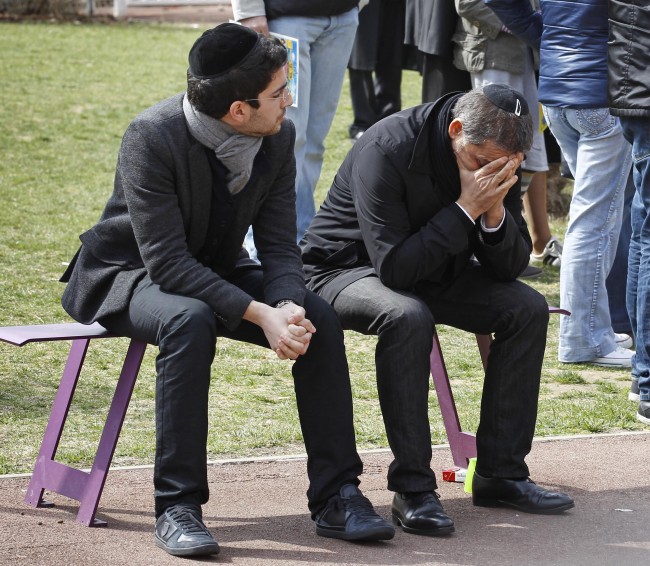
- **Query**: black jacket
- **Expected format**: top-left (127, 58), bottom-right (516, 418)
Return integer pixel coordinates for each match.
top-left (301, 93), bottom-right (532, 304)
top-left (265, 0), bottom-right (358, 19)
top-left (608, 1), bottom-right (650, 117)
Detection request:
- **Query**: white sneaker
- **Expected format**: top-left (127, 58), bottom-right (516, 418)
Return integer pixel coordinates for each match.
top-left (530, 237), bottom-right (562, 267)
top-left (591, 346), bottom-right (634, 368)
top-left (614, 332), bottom-right (633, 349)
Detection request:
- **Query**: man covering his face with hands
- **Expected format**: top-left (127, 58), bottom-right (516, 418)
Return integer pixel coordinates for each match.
top-left (301, 84), bottom-right (575, 537)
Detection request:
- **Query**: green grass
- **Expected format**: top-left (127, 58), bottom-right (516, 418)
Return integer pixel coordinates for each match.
top-left (0, 22), bottom-right (643, 475)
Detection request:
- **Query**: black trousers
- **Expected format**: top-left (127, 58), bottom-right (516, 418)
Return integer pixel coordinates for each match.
top-left (327, 265), bottom-right (549, 493)
top-left (348, 0), bottom-right (405, 134)
top-left (101, 269), bottom-right (363, 517)
top-left (420, 53), bottom-right (472, 103)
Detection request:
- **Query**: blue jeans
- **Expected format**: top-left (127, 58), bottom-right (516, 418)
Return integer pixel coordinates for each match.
top-left (271, 9), bottom-right (359, 240)
top-left (543, 106), bottom-right (632, 362)
top-left (606, 172), bottom-right (635, 333)
top-left (620, 117), bottom-right (650, 400)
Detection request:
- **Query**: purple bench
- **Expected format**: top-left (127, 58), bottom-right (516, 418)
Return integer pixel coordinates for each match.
top-left (1, 306), bottom-right (566, 525)
top-left (0, 322), bottom-right (147, 527)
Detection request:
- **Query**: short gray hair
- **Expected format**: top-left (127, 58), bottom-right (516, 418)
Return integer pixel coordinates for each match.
top-left (452, 88), bottom-right (533, 154)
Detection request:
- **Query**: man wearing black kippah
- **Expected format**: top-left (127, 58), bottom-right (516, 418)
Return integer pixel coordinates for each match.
top-left (60, 23), bottom-right (394, 557)
top-left (301, 84), bottom-right (575, 536)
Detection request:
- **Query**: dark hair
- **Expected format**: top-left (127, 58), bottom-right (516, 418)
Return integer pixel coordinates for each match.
top-left (186, 35), bottom-right (288, 119)
top-left (452, 88), bottom-right (533, 154)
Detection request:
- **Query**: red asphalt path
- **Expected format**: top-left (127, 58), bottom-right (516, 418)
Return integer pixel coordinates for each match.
top-left (1, 432), bottom-right (649, 565)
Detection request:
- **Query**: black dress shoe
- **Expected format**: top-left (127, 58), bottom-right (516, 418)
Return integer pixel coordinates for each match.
top-left (391, 492), bottom-right (455, 536)
top-left (472, 472), bottom-right (575, 514)
top-left (314, 484), bottom-right (395, 541)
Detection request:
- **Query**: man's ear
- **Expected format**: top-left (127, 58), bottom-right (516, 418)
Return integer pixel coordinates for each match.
top-left (225, 100), bottom-right (250, 126)
top-left (448, 119), bottom-right (463, 139)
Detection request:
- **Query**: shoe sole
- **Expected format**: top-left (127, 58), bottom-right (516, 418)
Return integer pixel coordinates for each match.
top-left (591, 360), bottom-right (632, 368)
top-left (529, 256), bottom-right (561, 267)
top-left (315, 525), bottom-right (395, 542)
top-left (391, 514), bottom-right (455, 537)
top-left (473, 497), bottom-right (575, 515)
top-left (154, 537), bottom-right (220, 557)
top-left (629, 391), bottom-right (640, 402)
top-left (637, 412), bottom-right (650, 425)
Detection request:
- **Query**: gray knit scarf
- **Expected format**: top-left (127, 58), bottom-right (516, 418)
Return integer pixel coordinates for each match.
top-left (183, 94), bottom-right (262, 195)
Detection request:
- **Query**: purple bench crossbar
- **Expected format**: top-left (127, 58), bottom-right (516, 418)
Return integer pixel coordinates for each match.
top-left (430, 306), bottom-right (569, 468)
top-left (0, 322), bottom-right (147, 527)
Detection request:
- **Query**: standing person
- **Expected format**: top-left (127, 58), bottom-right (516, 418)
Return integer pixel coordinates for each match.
top-left (608, 1), bottom-right (650, 423)
top-left (60, 24), bottom-right (394, 557)
top-left (486, 0), bottom-right (634, 367)
top-left (232, 0), bottom-right (359, 242)
top-left (302, 85), bottom-right (575, 537)
top-left (404, 0), bottom-right (472, 103)
top-left (347, 0), bottom-right (405, 142)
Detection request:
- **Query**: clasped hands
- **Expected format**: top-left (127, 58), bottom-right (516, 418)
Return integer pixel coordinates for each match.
top-left (243, 300), bottom-right (315, 361)
top-left (456, 152), bottom-right (523, 227)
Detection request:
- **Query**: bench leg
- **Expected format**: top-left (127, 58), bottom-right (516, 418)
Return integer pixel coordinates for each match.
top-left (76, 339), bottom-right (147, 526)
top-left (429, 334), bottom-right (477, 468)
top-left (25, 338), bottom-right (90, 510)
top-left (24, 338), bottom-right (147, 527)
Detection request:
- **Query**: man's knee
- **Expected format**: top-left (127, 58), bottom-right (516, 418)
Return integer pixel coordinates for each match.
top-left (163, 299), bottom-right (217, 344)
top-left (509, 284), bottom-right (550, 329)
top-left (380, 297), bottom-right (435, 343)
top-left (304, 291), bottom-right (344, 338)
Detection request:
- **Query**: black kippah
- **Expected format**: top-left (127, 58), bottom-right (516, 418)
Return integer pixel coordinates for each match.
top-left (483, 83), bottom-right (529, 116)
top-left (188, 23), bottom-right (260, 79)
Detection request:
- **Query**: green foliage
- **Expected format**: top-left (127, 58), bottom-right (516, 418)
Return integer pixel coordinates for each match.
top-left (0, 22), bottom-right (643, 475)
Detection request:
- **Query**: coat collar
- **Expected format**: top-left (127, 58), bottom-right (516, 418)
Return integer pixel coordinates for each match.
top-left (408, 91), bottom-right (462, 175)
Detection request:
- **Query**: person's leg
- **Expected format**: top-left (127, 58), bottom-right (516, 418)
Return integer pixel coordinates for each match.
top-left (523, 172), bottom-right (553, 252)
top-left (213, 268), bottom-right (365, 514)
top-left (373, 0), bottom-right (404, 120)
top-left (348, 68), bottom-right (378, 137)
top-left (100, 276), bottom-right (218, 516)
top-left (421, 53), bottom-right (471, 103)
top-left (620, 117), bottom-right (650, 420)
top-left (606, 171), bottom-right (635, 334)
top-left (418, 268), bottom-right (549, 478)
top-left (332, 276), bottom-right (438, 493)
top-left (543, 105), bottom-right (633, 363)
top-left (270, 9), bottom-right (359, 240)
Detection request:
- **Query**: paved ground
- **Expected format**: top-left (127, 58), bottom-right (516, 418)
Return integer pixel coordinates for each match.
top-left (1, 432), bottom-right (649, 565)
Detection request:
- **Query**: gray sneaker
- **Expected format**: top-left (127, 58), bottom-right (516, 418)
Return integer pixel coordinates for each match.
top-left (154, 504), bottom-right (220, 557)
top-left (637, 401), bottom-right (650, 425)
top-left (630, 377), bottom-right (640, 402)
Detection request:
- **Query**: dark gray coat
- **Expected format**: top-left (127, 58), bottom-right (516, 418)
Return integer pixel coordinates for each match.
top-left (61, 93), bottom-right (305, 331)
top-left (404, 0), bottom-right (460, 59)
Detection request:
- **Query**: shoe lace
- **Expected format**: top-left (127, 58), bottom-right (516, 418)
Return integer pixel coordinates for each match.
top-left (344, 494), bottom-right (381, 520)
top-left (419, 491), bottom-right (442, 504)
top-left (167, 506), bottom-right (209, 536)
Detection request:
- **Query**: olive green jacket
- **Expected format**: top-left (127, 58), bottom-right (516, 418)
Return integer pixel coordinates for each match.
top-left (452, 0), bottom-right (539, 74)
